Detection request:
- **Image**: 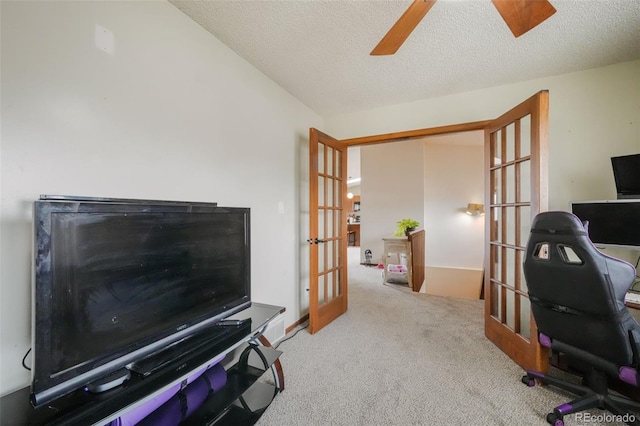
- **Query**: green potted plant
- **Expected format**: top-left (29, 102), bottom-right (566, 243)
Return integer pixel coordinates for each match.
top-left (394, 218), bottom-right (420, 236)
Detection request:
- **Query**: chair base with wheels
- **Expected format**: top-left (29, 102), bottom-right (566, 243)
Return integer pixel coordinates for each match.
top-left (522, 367), bottom-right (640, 426)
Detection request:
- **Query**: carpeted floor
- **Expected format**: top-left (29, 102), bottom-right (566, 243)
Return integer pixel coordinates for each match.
top-left (256, 248), bottom-right (628, 425)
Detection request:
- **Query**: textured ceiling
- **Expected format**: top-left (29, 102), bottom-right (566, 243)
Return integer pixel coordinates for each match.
top-left (170, 0), bottom-right (640, 117)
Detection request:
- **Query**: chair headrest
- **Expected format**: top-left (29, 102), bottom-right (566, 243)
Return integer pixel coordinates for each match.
top-left (530, 211), bottom-right (588, 237)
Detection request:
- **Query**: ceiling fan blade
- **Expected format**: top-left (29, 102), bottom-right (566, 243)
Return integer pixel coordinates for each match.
top-left (371, 0), bottom-right (437, 56)
top-left (491, 0), bottom-right (556, 38)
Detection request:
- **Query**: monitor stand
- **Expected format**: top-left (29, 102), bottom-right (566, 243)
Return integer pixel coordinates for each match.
top-left (86, 368), bottom-right (131, 393)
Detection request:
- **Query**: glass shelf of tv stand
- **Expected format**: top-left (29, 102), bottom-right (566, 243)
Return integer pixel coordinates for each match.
top-left (182, 343), bottom-right (283, 425)
top-left (0, 302), bottom-right (285, 426)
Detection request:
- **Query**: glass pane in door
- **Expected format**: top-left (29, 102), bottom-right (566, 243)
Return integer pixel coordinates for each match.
top-left (327, 178), bottom-right (334, 208)
top-left (318, 209), bottom-right (325, 241)
top-left (520, 251), bottom-right (528, 292)
top-left (505, 207), bottom-right (516, 246)
top-left (505, 248), bottom-right (516, 285)
top-left (494, 168), bottom-right (502, 203)
top-left (519, 205), bottom-right (531, 247)
top-left (327, 271), bottom-right (334, 300)
top-left (520, 115), bottom-right (531, 157)
top-left (318, 143), bottom-right (325, 174)
top-left (490, 281), bottom-right (501, 318)
top-left (318, 240), bottom-right (325, 271)
top-left (493, 130), bottom-right (502, 165)
top-left (318, 273), bottom-right (325, 305)
top-left (520, 295), bottom-right (531, 339)
top-left (506, 289), bottom-right (515, 329)
top-left (505, 123), bottom-right (515, 162)
top-left (520, 160), bottom-right (531, 202)
top-left (492, 207), bottom-right (502, 242)
top-left (505, 165), bottom-right (515, 203)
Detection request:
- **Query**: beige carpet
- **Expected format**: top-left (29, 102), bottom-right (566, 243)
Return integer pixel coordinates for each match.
top-left (256, 248), bottom-right (627, 425)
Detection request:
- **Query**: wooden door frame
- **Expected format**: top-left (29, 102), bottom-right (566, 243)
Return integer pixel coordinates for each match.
top-left (340, 120), bottom-right (491, 147)
top-left (332, 100), bottom-right (547, 370)
top-left (304, 120), bottom-right (484, 334)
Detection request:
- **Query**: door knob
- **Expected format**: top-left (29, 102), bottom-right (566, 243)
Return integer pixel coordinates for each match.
top-left (306, 238), bottom-right (328, 244)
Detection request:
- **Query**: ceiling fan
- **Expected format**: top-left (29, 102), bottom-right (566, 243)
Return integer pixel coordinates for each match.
top-left (371, 0), bottom-right (556, 55)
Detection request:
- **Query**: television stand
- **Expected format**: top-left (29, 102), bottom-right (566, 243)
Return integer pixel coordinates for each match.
top-left (0, 303), bottom-right (285, 426)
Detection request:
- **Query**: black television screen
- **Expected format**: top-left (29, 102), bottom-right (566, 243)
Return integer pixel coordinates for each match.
top-left (611, 153), bottom-right (640, 199)
top-left (32, 197), bottom-right (251, 406)
top-left (571, 200), bottom-right (640, 249)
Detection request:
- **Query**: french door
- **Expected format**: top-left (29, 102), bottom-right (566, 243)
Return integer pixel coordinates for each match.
top-left (308, 128), bottom-right (348, 334)
top-left (484, 91), bottom-right (549, 372)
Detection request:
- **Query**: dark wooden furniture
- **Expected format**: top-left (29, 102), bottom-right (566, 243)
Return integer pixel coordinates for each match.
top-left (408, 229), bottom-right (425, 292)
top-left (348, 223), bottom-right (360, 246)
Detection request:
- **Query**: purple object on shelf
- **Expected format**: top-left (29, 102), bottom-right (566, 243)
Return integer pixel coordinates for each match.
top-left (137, 362), bottom-right (228, 426)
top-left (112, 383), bottom-right (181, 426)
top-left (108, 354), bottom-right (225, 426)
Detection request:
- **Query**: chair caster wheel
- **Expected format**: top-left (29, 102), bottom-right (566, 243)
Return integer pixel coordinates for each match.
top-left (521, 374), bottom-right (535, 387)
top-left (546, 412), bottom-right (564, 426)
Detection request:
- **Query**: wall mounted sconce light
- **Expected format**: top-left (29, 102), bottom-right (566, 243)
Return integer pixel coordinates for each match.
top-left (465, 203), bottom-right (484, 216)
top-left (347, 192), bottom-right (354, 199)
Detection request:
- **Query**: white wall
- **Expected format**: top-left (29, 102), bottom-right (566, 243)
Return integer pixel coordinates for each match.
top-left (0, 1), bottom-right (322, 395)
top-left (327, 60), bottom-right (640, 265)
top-left (326, 60), bottom-right (640, 209)
top-left (358, 137), bottom-right (484, 272)
top-left (424, 141), bottom-right (484, 269)
top-left (347, 185), bottom-right (361, 197)
top-left (360, 140), bottom-right (425, 263)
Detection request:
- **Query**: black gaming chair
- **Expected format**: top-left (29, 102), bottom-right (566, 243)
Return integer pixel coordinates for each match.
top-left (522, 211), bottom-right (640, 426)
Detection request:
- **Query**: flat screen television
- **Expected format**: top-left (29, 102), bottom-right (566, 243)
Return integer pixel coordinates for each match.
top-left (611, 153), bottom-right (640, 199)
top-left (571, 200), bottom-right (640, 250)
top-left (31, 196), bottom-right (251, 407)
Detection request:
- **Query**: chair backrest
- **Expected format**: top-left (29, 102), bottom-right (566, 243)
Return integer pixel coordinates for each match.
top-left (523, 211), bottom-right (638, 367)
